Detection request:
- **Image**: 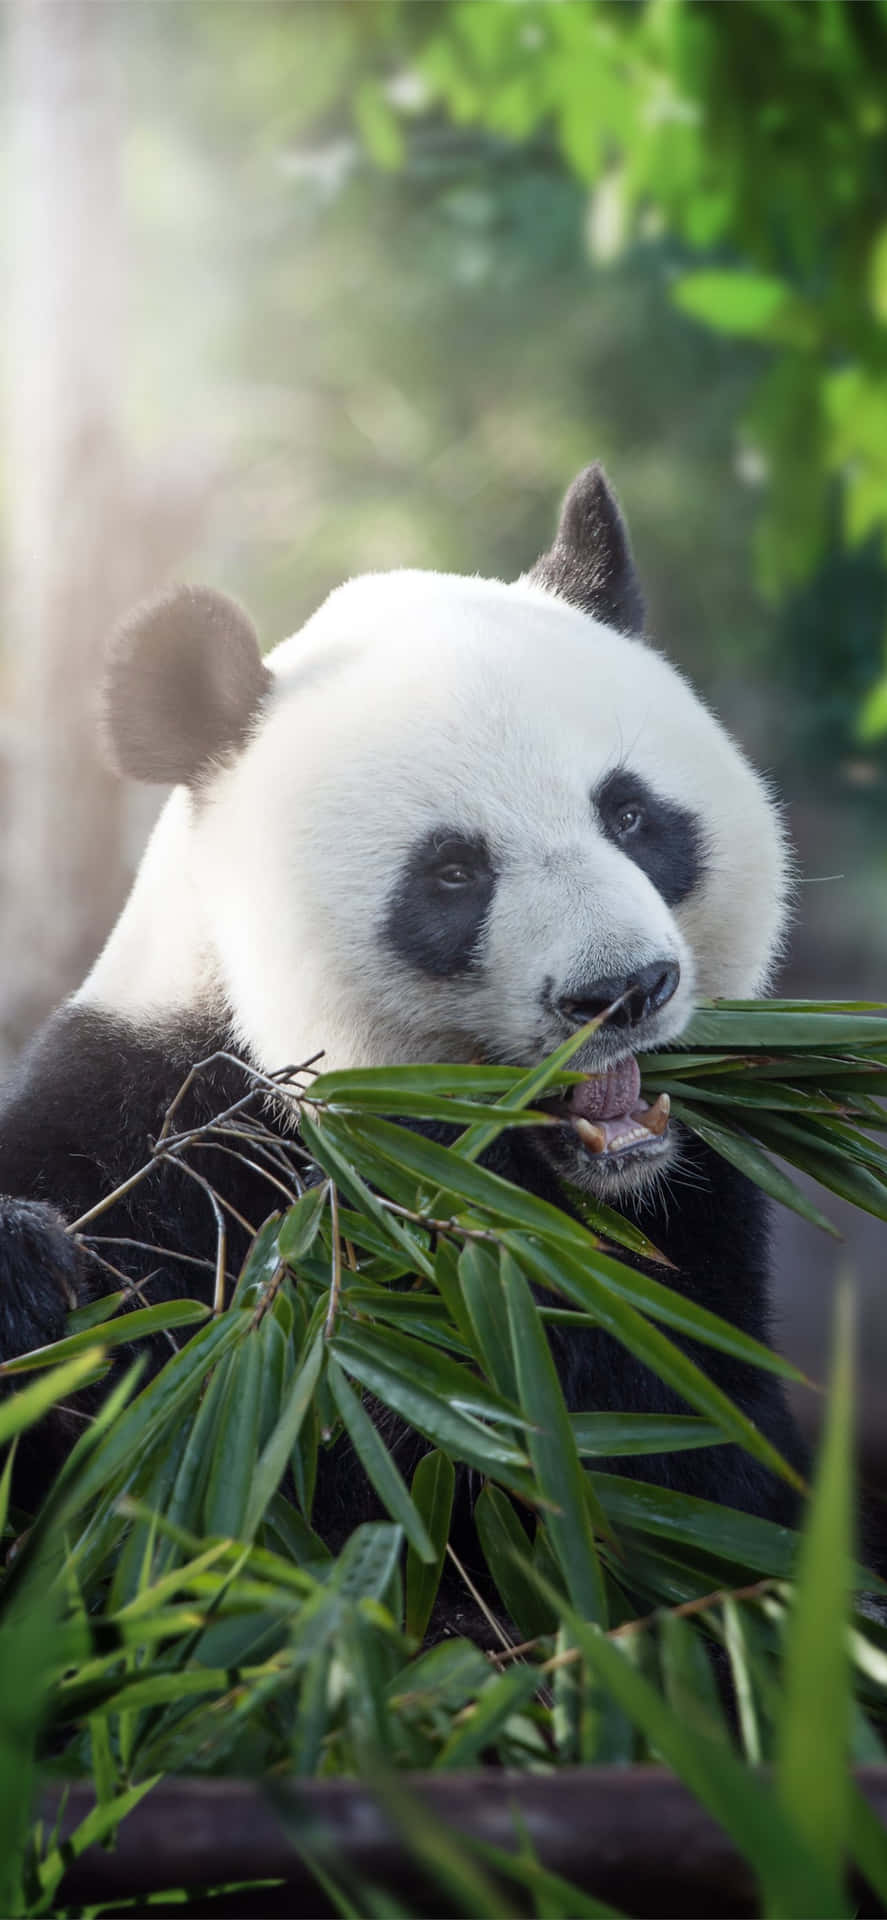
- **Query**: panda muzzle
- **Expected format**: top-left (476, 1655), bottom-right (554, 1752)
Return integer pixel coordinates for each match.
top-left (565, 1055), bottom-right (670, 1157)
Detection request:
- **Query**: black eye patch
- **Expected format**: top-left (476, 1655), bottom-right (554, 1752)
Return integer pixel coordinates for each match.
top-left (384, 829), bottom-right (496, 978)
top-left (594, 769), bottom-right (705, 907)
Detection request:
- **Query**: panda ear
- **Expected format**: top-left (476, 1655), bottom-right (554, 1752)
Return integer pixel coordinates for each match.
top-left (526, 464), bottom-right (645, 636)
top-left (103, 585), bottom-right (272, 786)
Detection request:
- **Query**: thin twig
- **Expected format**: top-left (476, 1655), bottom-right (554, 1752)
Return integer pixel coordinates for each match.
top-left (444, 1541), bottom-right (516, 1656)
top-left (155, 1152), bottom-right (256, 1241)
top-left (187, 1137), bottom-right (301, 1208)
top-left (156, 1154), bottom-right (229, 1315)
top-left (83, 1235), bottom-right (221, 1278)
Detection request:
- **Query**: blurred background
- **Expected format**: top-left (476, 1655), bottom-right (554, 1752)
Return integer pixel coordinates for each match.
top-left (1, 0), bottom-right (885, 1460)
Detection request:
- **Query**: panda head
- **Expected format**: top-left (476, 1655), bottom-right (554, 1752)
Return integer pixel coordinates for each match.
top-left (98, 466), bottom-right (790, 1198)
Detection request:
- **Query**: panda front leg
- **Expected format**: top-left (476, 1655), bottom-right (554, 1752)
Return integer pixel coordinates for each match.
top-left (0, 1197), bottom-right (86, 1357)
top-left (0, 1198), bottom-right (95, 1507)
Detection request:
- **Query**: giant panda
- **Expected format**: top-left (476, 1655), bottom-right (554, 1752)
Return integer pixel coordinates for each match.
top-left (0, 464), bottom-right (807, 1547)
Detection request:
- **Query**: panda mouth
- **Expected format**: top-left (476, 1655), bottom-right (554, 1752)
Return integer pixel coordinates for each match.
top-left (547, 1055), bottom-right (671, 1160)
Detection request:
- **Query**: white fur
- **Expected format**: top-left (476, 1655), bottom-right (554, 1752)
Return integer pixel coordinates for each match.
top-left (79, 569), bottom-right (790, 1101)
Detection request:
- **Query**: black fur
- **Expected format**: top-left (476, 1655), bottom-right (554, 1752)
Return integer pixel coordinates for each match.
top-left (527, 464), bottom-right (646, 636)
top-left (383, 829), bottom-right (497, 978)
top-left (595, 768), bottom-right (706, 908)
top-left (0, 1005), bottom-right (805, 1542)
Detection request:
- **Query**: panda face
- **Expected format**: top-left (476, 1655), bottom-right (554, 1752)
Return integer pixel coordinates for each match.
top-left (191, 569), bottom-right (786, 1197)
top-left (87, 467), bottom-right (790, 1201)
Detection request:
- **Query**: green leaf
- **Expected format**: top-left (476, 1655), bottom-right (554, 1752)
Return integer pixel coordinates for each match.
top-left (433, 1663), bottom-right (540, 1769)
top-left (474, 1484), bottom-right (556, 1639)
top-left (669, 1100), bottom-right (841, 1236)
top-left (278, 1183), bottom-right (329, 1265)
top-left (1, 1299), bottom-right (208, 1373)
top-left (331, 1522), bottom-right (404, 1605)
top-left (0, 1559), bottom-right (59, 1912)
top-left (571, 1413), bottom-right (726, 1457)
top-left (299, 1110), bottom-right (435, 1279)
top-left (558, 1604), bottom-right (846, 1918)
top-left (457, 1243), bottom-right (520, 1402)
top-left (775, 1282), bottom-right (854, 1904)
top-left (452, 1014), bottom-right (614, 1162)
top-left (354, 77), bottom-right (406, 170)
top-left (680, 1005), bottom-right (887, 1051)
top-left (405, 1450), bottom-right (455, 1641)
top-left (591, 1473), bottom-right (801, 1578)
top-left (508, 1237), bottom-right (805, 1492)
top-left (737, 1110), bottom-right (887, 1224)
top-left (65, 1290), bottom-right (126, 1334)
top-left (328, 1355), bottom-right (435, 1562)
top-left (659, 1611), bottom-right (730, 1745)
top-left (469, 1830), bottom-right (628, 1919)
top-left (0, 1347), bottom-right (106, 1447)
top-left (672, 269), bottom-right (790, 337)
top-left (504, 1253), bottom-right (607, 1623)
top-left (203, 1328), bottom-right (265, 1540)
top-left (244, 1327), bottom-right (324, 1538)
top-left (34, 1777), bottom-right (161, 1909)
top-left (310, 1063), bottom-right (566, 1100)
top-left (331, 1327), bottom-right (532, 1490)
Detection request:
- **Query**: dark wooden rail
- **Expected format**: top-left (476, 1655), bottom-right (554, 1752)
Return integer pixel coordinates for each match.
top-left (41, 1767), bottom-right (887, 1917)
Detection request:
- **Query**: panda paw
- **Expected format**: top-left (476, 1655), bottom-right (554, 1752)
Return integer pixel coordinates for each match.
top-left (0, 1197), bottom-right (84, 1361)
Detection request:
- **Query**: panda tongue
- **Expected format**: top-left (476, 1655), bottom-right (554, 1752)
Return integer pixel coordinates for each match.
top-left (571, 1056), bottom-right (642, 1123)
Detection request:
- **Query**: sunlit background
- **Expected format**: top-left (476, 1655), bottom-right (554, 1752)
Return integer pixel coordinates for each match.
top-left (1, 0), bottom-right (886, 1458)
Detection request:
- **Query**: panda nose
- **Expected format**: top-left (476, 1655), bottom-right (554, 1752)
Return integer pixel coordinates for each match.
top-left (558, 961), bottom-right (680, 1032)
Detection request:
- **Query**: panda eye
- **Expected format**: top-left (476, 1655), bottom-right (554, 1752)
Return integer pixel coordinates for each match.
top-left (430, 840), bottom-right (483, 888)
top-left (615, 804), bottom-right (643, 836)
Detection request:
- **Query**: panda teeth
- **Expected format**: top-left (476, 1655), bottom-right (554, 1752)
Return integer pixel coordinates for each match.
top-left (606, 1124), bottom-right (652, 1152)
top-left (636, 1092), bottom-right (670, 1137)
top-left (572, 1116), bottom-right (607, 1154)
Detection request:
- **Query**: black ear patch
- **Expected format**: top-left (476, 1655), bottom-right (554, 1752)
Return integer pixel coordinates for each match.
top-left (104, 586), bottom-right (272, 786)
top-left (527, 463), bottom-right (645, 636)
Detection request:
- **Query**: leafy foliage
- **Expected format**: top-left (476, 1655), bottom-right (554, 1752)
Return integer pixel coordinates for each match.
top-left (368, 0), bottom-right (887, 728)
top-left (0, 1002), bottom-right (886, 1912)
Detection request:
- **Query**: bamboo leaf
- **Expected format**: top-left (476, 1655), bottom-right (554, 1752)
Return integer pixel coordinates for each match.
top-left (1, 1299), bottom-right (208, 1373)
top-left (0, 1347), bottom-right (106, 1447)
top-left (474, 1484), bottom-right (556, 1638)
top-left (405, 1450), bottom-right (455, 1641)
top-left (328, 1355), bottom-right (435, 1562)
top-left (508, 1237), bottom-right (805, 1492)
top-left (571, 1413), bottom-right (726, 1457)
top-left (331, 1327), bottom-right (533, 1490)
top-left (775, 1283), bottom-right (854, 1901)
top-left (299, 1110), bottom-right (435, 1277)
top-left (504, 1253), bottom-right (607, 1623)
top-left (203, 1329), bottom-right (265, 1540)
top-left (670, 1101), bottom-right (840, 1235)
top-left (244, 1328), bottom-right (325, 1538)
top-left (433, 1664), bottom-right (540, 1768)
top-left (278, 1183), bottom-right (329, 1266)
top-left (457, 1243), bottom-right (520, 1403)
top-left (556, 1603), bottom-right (847, 1919)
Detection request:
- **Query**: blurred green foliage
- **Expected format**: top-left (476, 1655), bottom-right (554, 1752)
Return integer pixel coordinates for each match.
top-left (112, 0), bottom-right (887, 792)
